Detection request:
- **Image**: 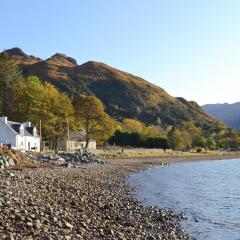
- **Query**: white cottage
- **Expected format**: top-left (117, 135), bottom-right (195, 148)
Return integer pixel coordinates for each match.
top-left (0, 117), bottom-right (40, 151)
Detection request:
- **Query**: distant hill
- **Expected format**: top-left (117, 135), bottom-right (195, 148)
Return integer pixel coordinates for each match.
top-left (2, 47), bottom-right (222, 130)
top-left (202, 103), bottom-right (240, 130)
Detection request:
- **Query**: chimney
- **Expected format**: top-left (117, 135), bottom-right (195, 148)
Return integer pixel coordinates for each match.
top-left (0, 116), bottom-right (8, 124)
top-left (24, 122), bottom-right (31, 127)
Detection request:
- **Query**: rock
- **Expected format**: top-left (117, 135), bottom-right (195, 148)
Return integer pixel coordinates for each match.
top-left (5, 233), bottom-right (14, 240)
top-left (8, 159), bottom-right (15, 166)
top-left (77, 227), bottom-right (86, 234)
top-left (26, 222), bottom-right (33, 228)
top-left (35, 220), bottom-right (42, 229)
top-left (42, 235), bottom-right (52, 240)
top-left (9, 173), bottom-right (15, 177)
top-left (65, 222), bottom-right (74, 229)
top-left (26, 150), bottom-right (106, 166)
top-left (79, 221), bottom-right (88, 229)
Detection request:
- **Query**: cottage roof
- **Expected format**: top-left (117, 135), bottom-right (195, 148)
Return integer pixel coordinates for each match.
top-left (6, 121), bottom-right (39, 137)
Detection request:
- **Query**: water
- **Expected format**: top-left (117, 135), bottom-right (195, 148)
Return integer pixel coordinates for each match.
top-left (128, 159), bottom-right (240, 240)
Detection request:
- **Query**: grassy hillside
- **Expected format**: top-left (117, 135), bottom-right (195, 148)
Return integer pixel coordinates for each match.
top-left (3, 48), bottom-right (222, 130)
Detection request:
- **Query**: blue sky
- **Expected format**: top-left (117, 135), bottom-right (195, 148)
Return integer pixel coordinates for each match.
top-left (1, 0), bottom-right (240, 105)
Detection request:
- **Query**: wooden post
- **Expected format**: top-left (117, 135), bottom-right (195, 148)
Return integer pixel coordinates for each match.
top-left (39, 120), bottom-right (42, 152)
top-left (67, 118), bottom-right (70, 151)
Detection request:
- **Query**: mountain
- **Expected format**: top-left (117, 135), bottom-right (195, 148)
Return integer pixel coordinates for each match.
top-left (202, 103), bottom-right (240, 130)
top-left (2, 47), bottom-right (222, 129)
top-left (4, 47), bottom-right (41, 65)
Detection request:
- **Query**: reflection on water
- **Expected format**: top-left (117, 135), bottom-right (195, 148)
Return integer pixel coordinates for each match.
top-left (128, 159), bottom-right (240, 240)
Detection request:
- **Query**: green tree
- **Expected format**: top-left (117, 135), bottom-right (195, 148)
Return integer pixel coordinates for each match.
top-left (168, 128), bottom-right (185, 150)
top-left (192, 135), bottom-right (207, 148)
top-left (206, 136), bottom-right (216, 149)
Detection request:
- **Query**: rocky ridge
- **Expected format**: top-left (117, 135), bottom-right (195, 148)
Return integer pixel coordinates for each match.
top-left (2, 47), bottom-right (221, 129)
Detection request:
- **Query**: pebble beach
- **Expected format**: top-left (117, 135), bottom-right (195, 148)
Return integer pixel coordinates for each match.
top-left (1, 154), bottom-right (239, 240)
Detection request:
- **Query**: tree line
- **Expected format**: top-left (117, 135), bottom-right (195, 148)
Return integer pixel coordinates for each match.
top-left (1, 52), bottom-right (240, 150)
top-left (109, 116), bottom-right (240, 150)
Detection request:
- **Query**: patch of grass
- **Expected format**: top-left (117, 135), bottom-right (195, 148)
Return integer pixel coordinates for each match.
top-left (93, 148), bottom-right (240, 159)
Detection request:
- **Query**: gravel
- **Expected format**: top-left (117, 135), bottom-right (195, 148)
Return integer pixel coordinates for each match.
top-left (0, 157), bottom-right (190, 240)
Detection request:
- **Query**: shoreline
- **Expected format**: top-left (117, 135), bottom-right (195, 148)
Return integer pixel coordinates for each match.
top-left (0, 154), bottom-right (239, 239)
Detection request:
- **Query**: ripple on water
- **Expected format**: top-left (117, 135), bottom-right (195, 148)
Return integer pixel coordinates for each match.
top-left (128, 158), bottom-right (240, 240)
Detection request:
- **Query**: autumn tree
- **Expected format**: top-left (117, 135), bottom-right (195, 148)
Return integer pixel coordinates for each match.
top-left (142, 125), bottom-right (164, 137)
top-left (0, 52), bottom-right (23, 116)
top-left (180, 121), bottom-right (202, 148)
top-left (122, 118), bottom-right (144, 133)
top-left (43, 83), bottom-right (74, 148)
top-left (15, 76), bottom-right (74, 148)
top-left (15, 76), bottom-right (46, 122)
top-left (73, 94), bottom-right (115, 148)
